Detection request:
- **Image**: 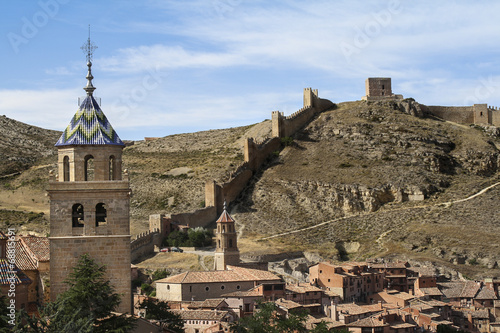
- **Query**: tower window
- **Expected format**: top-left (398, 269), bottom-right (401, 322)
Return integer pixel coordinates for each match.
top-left (109, 156), bottom-right (115, 180)
top-left (222, 226), bottom-right (225, 233)
top-left (229, 239), bottom-right (233, 248)
top-left (218, 240), bottom-right (221, 248)
top-left (63, 156), bottom-right (70, 181)
top-left (96, 203), bottom-right (107, 226)
top-left (84, 155), bottom-right (94, 181)
top-left (72, 204), bottom-right (84, 227)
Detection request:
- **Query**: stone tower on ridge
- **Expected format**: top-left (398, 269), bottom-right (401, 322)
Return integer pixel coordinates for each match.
top-left (214, 202), bottom-right (240, 270)
top-left (47, 33), bottom-right (131, 313)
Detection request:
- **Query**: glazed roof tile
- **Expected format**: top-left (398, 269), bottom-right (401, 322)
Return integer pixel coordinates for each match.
top-left (157, 266), bottom-right (280, 284)
top-left (21, 235), bottom-right (50, 262)
top-left (56, 95), bottom-right (124, 146)
top-left (0, 259), bottom-right (31, 285)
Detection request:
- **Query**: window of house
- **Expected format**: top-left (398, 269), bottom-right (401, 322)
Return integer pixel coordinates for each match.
top-left (63, 156), bottom-right (70, 181)
top-left (72, 204), bottom-right (84, 227)
top-left (221, 285), bottom-right (225, 290)
top-left (167, 285), bottom-right (170, 290)
top-left (84, 155), bottom-right (94, 181)
top-left (95, 203), bottom-right (107, 226)
top-left (205, 286), bottom-right (210, 292)
top-left (236, 285), bottom-right (241, 290)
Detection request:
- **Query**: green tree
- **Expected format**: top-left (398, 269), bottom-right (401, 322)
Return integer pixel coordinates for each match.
top-left (138, 298), bottom-right (184, 332)
top-left (0, 295), bottom-right (12, 333)
top-left (230, 300), bottom-right (308, 333)
top-left (17, 253), bottom-right (136, 332)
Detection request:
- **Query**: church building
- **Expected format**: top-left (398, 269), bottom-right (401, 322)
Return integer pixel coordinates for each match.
top-left (47, 34), bottom-right (132, 313)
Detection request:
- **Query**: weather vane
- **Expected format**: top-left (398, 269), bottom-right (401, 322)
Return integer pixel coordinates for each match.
top-left (81, 25), bottom-right (97, 62)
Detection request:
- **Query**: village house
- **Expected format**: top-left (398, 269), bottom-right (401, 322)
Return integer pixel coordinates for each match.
top-left (414, 275), bottom-right (443, 301)
top-left (0, 232), bottom-right (50, 312)
top-left (403, 299), bottom-right (453, 331)
top-left (369, 261), bottom-right (410, 293)
top-left (170, 309), bottom-right (235, 333)
top-left (221, 281), bottom-right (286, 317)
top-left (369, 289), bottom-right (415, 308)
top-left (309, 262), bottom-right (384, 302)
top-left (156, 265), bottom-right (281, 302)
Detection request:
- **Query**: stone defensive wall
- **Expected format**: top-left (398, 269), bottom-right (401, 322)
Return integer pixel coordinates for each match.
top-left (130, 228), bottom-right (162, 262)
top-left (272, 88), bottom-right (335, 138)
top-left (145, 88), bottom-right (334, 240)
top-left (427, 104), bottom-right (500, 126)
top-left (426, 106), bottom-right (474, 124)
top-left (169, 206), bottom-right (217, 228)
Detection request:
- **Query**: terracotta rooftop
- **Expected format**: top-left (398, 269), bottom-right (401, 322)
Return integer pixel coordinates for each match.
top-left (216, 208), bottom-right (235, 223)
top-left (476, 286), bottom-right (497, 300)
top-left (439, 281), bottom-right (480, 299)
top-left (157, 266), bottom-right (280, 284)
top-left (275, 298), bottom-right (303, 310)
top-left (337, 303), bottom-right (382, 316)
top-left (20, 235), bottom-right (50, 262)
top-left (286, 283), bottom-right (323, 294)
top-left (188, 298), bottom-right (227, 309)
top-left (15, 241), bottom-right (37, 271)
top-left (418, 287), bottom-right (443, 297)
top-left (348, 316), bottom-right (389, 328)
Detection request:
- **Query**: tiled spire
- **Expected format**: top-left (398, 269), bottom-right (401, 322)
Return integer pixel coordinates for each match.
top-left (55, 27), bottom-right (124, 147)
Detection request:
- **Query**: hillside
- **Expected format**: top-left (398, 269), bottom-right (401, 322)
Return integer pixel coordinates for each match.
top-left (231, 100), bottom-right (500, 278)
top-left (1, 100), bottom-right (499, 279)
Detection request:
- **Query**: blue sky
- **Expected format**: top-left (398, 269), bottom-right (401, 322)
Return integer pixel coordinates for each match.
top-left (1, 0), bottom-right (500, 140)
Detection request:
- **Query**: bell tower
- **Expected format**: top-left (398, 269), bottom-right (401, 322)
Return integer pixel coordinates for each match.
top-left (48, 29), bottom-right (131, 313)
top-left (214, 201), bottom-right (240, 270)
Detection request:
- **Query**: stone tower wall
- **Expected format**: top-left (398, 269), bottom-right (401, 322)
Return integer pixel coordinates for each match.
top-left (365, 78), bottom-right (392, 97)
top-left (49, 145), bottom-right (131, 314)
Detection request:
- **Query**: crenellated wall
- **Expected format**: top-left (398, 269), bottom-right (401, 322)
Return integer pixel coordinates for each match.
top-left (427, 104), bottom-right (500, 126)
top-left (130, 228), bottom-right (162, 262)
top-left (272, 88), bottom-right (334, 138)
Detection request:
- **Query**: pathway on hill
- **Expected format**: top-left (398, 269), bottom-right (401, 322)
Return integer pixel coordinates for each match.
top-left (259, 180), bottom-right (500, 241)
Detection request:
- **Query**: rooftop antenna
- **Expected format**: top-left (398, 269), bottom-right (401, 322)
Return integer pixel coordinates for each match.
top-left (81, 25), bottom-right (97, 96)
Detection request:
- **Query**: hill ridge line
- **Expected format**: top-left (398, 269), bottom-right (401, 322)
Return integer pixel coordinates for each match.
top-left (259, 180), bottom-right (500, 241)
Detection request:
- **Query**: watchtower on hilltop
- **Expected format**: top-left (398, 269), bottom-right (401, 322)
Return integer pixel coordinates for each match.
top-left (47, 32), bottom-right (131, 313)
top-left (362, 77), bottom-right (403, 101)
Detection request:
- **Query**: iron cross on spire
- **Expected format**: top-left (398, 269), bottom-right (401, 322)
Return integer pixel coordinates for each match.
top-left (81, 25), bottom-right (97, 96)
top-left (81, 25), bottom-right (97, 62)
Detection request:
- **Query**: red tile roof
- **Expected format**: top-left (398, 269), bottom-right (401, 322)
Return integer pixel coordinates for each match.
top-left (157, 266), bottom-right (280, 284)
top-left (286, 283), bottom-right (322, 293)
top-left (20, 236), bottom-right (50, 262)
top-left (216, 209), bottom-right (235, 223)
top-left (15, 241), bottom-right (37, 271)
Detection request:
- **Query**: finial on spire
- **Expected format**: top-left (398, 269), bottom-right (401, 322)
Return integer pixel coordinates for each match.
top-left (81, 25), bottom-right (98, 96)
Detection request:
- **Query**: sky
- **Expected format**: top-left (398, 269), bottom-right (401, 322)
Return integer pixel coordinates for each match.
top-left (1, 0), bottom-right (500, 141)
